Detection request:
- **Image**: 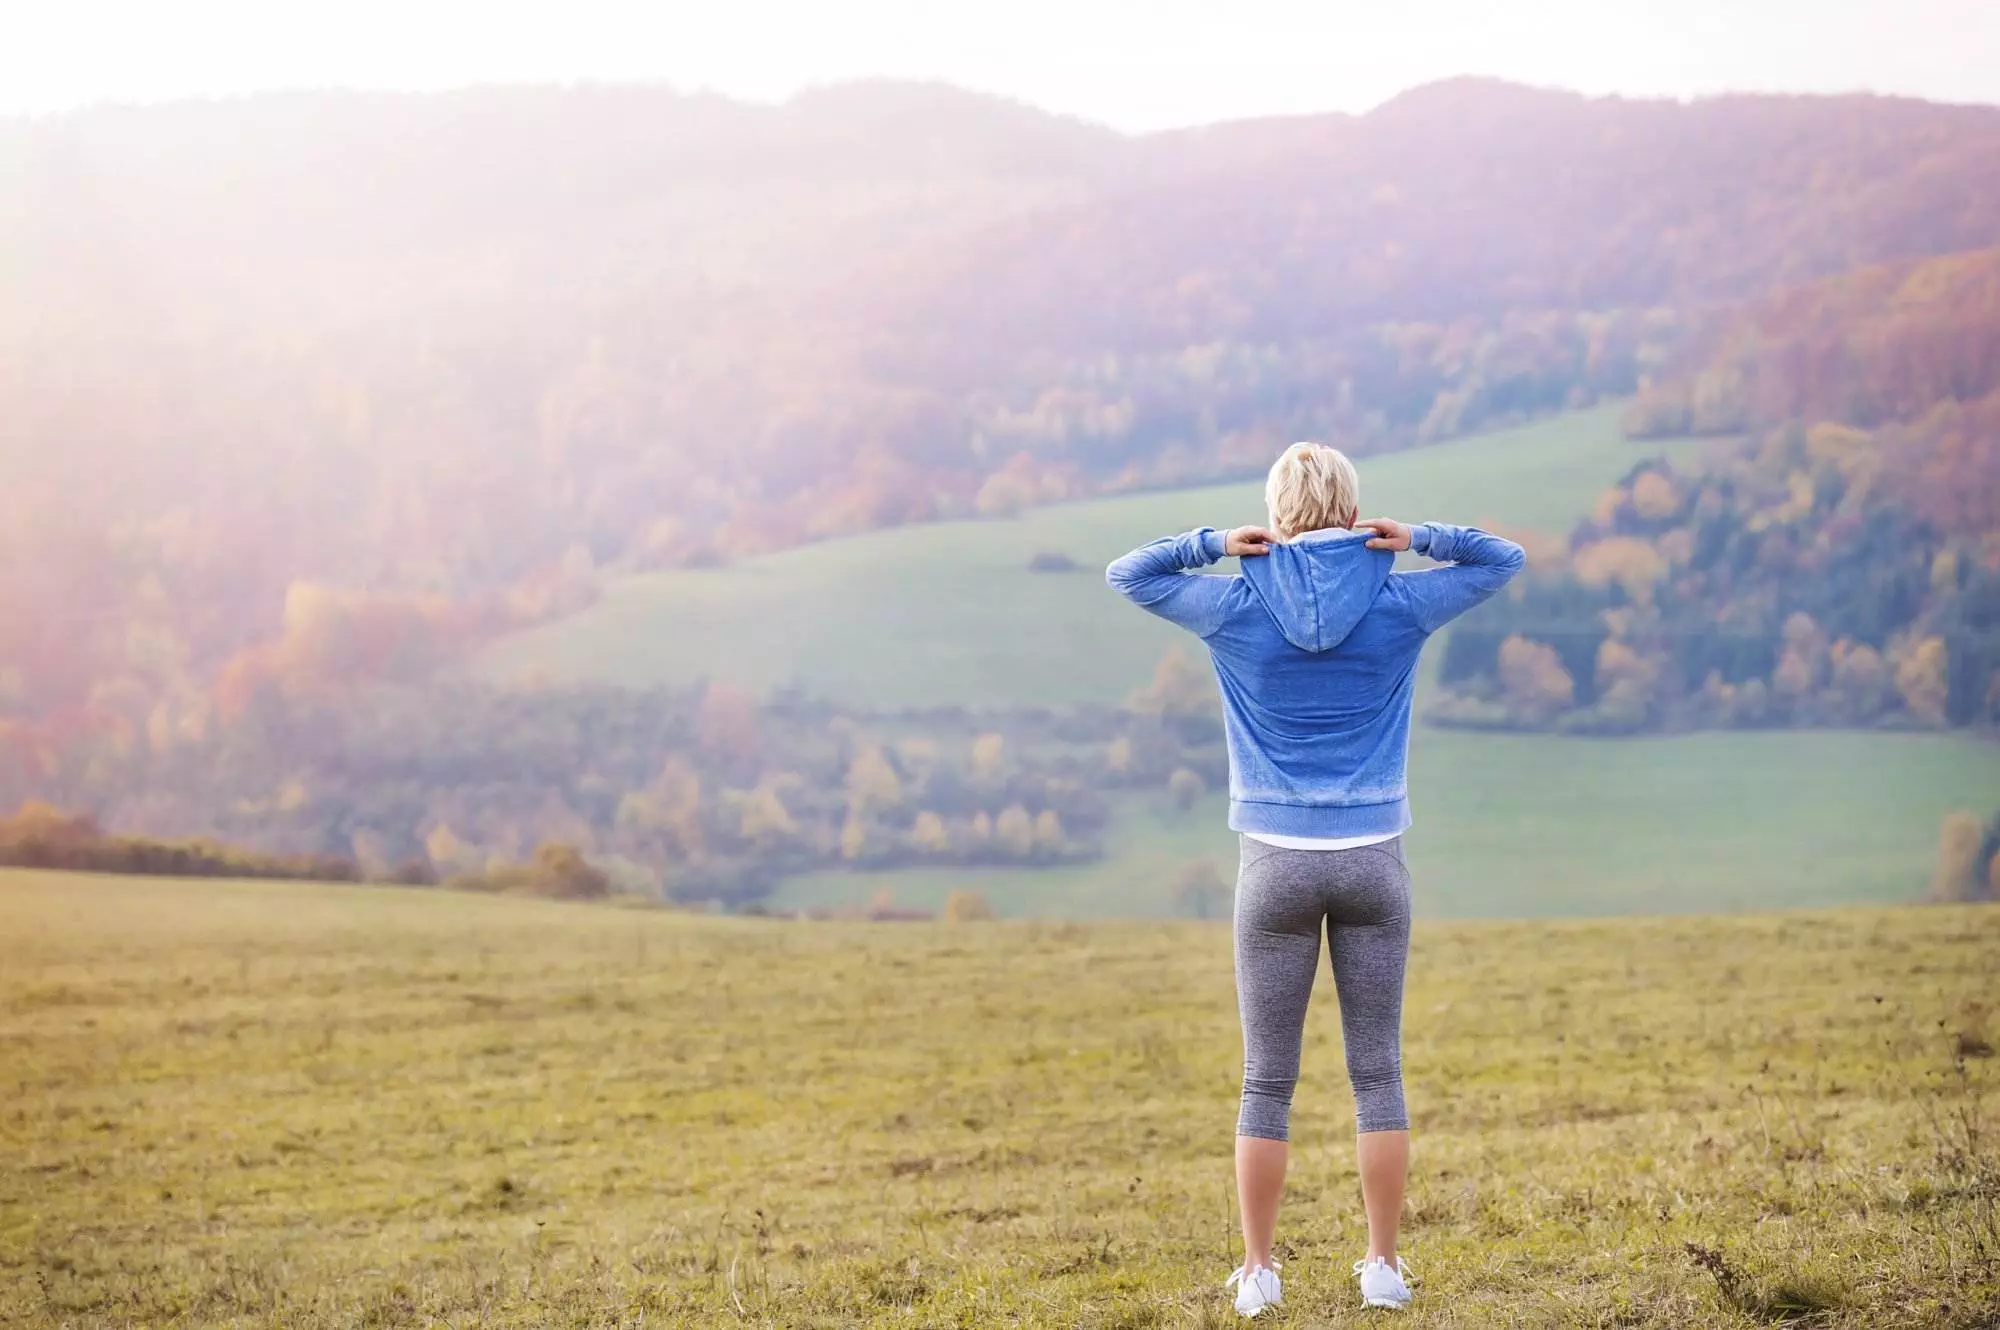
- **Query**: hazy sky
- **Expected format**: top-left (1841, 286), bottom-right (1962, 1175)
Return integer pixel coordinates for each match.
top-left (11, 0), bottom-right (1998, 130)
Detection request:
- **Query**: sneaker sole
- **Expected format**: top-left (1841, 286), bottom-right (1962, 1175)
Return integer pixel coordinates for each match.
top-left (1362, 1295), bottom-right (1408, 1310)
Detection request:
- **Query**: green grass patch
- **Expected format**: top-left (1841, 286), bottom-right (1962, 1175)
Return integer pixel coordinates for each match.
top-left (1, 870), bottom-right (1994, 1326)
top-left (775, 730), bottom-right (2000, 919)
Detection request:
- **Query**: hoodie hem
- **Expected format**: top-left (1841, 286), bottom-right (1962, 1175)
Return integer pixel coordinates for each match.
top-left (1229, 797), bottom-right (1411, 840)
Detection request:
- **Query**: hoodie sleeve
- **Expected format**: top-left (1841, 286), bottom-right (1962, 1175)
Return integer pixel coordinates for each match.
top-left (1105, 527), bottom-right (1235, 637)
top-left (1396, 522), bottom-right (1527, 633)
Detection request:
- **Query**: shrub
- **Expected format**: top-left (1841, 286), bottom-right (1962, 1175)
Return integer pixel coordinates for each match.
top-left (1930, 812), bottom-right (1986, 902)
top-left (526, 843), bottom-right (611, 900)
top-left (1173, 858), bottom-right (1230, 919)
top-left (1167, 767), bottom-right (1206, 810)
top-left (943, 889), bottom-right (996, 922)
top-left (0, 802), bottom-right (362, 884)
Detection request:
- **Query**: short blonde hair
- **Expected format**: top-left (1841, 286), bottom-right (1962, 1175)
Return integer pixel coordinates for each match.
top-left (1265, 442), bottom-right (1359, 539)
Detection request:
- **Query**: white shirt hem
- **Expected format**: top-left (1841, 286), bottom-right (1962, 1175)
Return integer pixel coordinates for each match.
top-left (1243, 829), bottom-right (1401, 852)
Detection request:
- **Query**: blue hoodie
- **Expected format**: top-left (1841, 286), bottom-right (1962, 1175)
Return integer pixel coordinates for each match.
top-left (1106, 523), bottom-right (1525, 839)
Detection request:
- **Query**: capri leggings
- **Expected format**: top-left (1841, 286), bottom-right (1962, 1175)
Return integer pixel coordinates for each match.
top-left (1234, 834), bottom-right (1411, 1140)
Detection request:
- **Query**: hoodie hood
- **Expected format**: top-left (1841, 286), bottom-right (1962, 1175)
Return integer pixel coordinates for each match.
top-left (1240, 530), bottom-right (1393, 652)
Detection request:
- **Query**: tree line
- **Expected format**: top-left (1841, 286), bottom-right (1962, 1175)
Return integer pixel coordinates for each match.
top-left (0, 676), bottom-right (1231, 908)
top-left (1432, 249), bottom-right (2000, 734)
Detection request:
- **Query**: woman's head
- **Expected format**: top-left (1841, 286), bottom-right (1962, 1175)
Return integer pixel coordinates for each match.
top-left (1264, 442), bottom-right (1359, 539)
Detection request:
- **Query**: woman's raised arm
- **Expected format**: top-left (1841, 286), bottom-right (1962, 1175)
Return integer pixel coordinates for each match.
top-left (1105, 525), bottom-right (1273, 637)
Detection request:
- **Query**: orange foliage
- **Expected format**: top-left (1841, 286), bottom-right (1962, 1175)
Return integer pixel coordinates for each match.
top-left (214, 584), bottom-right (475, 720)
top-left (1571, 538), bottom-right (1669, 600)
top-left (1888, 393), bottom-right (2000, 543)
top-left (1498, 636), bottom-right (1575, 721)
top-left (1637, 249), bottom-right (2000, 434)
top-left (1630, 471), bottom-right (1678, 520)
top-left (695, 682), bottom-right (764, 778)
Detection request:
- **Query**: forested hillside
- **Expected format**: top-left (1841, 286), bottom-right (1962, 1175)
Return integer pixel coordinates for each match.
top-left (4, 79), bottom-right (1998, 892)
top-left (1436, 248), bottom-right (2000, 733)
top-left (5, 81), bottom-right (1999, 732)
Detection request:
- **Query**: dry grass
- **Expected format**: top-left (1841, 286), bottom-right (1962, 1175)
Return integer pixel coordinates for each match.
top-left (2, 869), bottom-right (1996, 1327)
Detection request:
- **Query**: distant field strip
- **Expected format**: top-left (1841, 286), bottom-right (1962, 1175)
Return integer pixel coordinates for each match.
top-left (775, 731), bottom-right (2000, 920)
top-left (1, 871), bottom-right (1994, 1327)
top-left (480, 406), bottom-right (1705, 709)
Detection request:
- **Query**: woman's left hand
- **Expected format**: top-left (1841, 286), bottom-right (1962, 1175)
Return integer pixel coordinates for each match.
top-left (1357, 518), bottom-right (1413, 552)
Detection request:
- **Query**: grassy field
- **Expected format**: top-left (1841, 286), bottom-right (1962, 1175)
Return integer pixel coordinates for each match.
top-left (2, 872), bottom-right (1995, 1327)
top-left (479, 406), bottom-right (1702, 710)
top-left (774, 731), bottom-right (2000, 919)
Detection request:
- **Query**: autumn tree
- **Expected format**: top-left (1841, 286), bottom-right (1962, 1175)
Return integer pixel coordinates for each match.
top-left (1105, 736), bottom-right (1133, 778)
top-left (910, 810), bottom-right (950, 855)
top-left (425, 823), bottom-right (482, 877)
top-left (738, 774), bottom-right (800, 849)
top-left (974, 469), bottom-right (1036, 518)
top-left (994, 805), bottom-right (1035, 858)
top-left (349, 829), bottom-right (390, 877)
top-left (1174, 858), bottom-right (1230, 919)
top-left (1498, 636), bottom-right (1575, 723)
top-left (970, 733), bottom-right (1007, 787)
top-left (1128, 647), bottom-right (1216, 719)
top-left (617, 757), bottom-right (706, 859)
top-left (527, 842), bottom-right (610, 899)
top-left (943, 889), bottom-right (996, 922)
top-left (840, 813), bottom-right (876, 863)
top-left (1571, 538), bottom-right (1668, 604)
top-left (1827, 640), bottom-right (1893, 720)
top-left (695, 681), bottom-right (763, 782)
top-left (1892, 634), bottom-right (1949, 727)
top-left (1931, 812), bottom-right (1985, 902)
top-left (845, 745), bottom-right (904, 817)
top-left (1630, 470), bottom-right (1678, 521)
top-left (1032, 809), bottom-right (1065, 854)
top-left (1167, 767), bottom-right (1206, 810)
top-left (1592, 640), bottom-right (1662, 728)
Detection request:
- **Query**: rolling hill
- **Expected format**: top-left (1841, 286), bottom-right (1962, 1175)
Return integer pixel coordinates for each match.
top-left (476, 406), bottom-right (1697, 708)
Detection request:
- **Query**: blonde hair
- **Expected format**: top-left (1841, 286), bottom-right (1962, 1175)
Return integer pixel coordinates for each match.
top-left (1265, 442), bottom-right (1360, 539)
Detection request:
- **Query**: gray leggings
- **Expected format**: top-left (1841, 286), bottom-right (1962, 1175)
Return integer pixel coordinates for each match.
top-left (1234, 834), bottom-right (1412, 1140)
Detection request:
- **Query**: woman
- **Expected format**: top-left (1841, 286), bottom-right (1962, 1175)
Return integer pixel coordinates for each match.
top-left (1106, 442), bottom-right (1524, 1316)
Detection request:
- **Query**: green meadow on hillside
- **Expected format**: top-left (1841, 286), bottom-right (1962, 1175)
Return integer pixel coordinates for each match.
top-left (480, 406), bottom-right (1697, 710)
top-left (2, 870), bottom-right (1994, 1327)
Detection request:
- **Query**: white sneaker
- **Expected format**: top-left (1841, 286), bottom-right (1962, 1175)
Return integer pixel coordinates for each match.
top-left (1354, 1255), bottom-right (1414, 1310)
top-left (1225, 1262), bottom-right (1283, 1317)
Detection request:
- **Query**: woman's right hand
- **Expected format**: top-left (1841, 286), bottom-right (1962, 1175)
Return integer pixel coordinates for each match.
top-left (1225, 526), bottom-right (1278, 557)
